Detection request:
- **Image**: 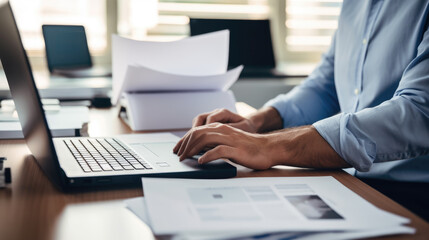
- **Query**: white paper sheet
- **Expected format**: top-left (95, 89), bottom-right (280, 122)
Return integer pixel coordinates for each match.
top-left (124, 197), bottom-right (304, 240)
top-left (119, 65), bottom-right (242, 96)
top-left (124, 196), bottom-right (414, 240)
top-left (140, 176), bottom-right (410, 235)
top-left (123, 91), bottom-right (236, 130)
top-left (112, 30), bottom-right (230, 103)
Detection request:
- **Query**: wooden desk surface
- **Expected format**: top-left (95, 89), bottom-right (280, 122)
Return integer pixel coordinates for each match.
top-left (0, 105), bottom-right (428, 240)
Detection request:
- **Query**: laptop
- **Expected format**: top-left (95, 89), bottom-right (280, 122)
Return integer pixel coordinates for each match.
top-left (190, 18), bottom-right (288, 78)
top-left (0, 2), bottom-right (236, 191)
top-left (42, 24), bottom-right (111, 78)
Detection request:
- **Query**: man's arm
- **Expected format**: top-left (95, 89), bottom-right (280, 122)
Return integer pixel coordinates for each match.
top-left (264, 32), bottom-right (340, 129)
top-left (266, 126), bottom-right (351, 169)
top-left (190, 32), bottom-right (340, 133)
top-left (313, 28), bottom-right (429, 172)
top-left (174, 33), bottom-right (344, 169)
top-left (174, 122), bottom-right (351, 170)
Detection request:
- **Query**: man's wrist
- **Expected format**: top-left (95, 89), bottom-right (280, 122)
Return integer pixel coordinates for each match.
top-left (247, 113), bottom-right (265, 133)
top-left (248, 107), bottom-right (283, 133)
top-left (265, 125), bottom-right (350, 169)
top-left (267, 126), bottom-right (310, 167)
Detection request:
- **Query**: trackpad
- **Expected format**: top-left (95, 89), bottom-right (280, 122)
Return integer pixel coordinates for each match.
top-left (142, 142), bottom-right (178, 159)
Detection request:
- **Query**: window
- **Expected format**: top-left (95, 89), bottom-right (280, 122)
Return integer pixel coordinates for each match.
top-left (283, 0), bottom-right (342, 62)
top-left (9, 0), bottom-right (107, 55)
top-left (6, 0), bottom-right (342, 68)
top-left (118, 0), bottom-right (342, 65)
top-left (118, 0), bottom-right (270, 41)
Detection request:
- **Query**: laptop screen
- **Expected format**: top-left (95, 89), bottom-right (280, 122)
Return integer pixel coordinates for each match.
top-left (190, 19), bottom-right (276, 69)
top-left (0, 2), bottom-right (64, 189)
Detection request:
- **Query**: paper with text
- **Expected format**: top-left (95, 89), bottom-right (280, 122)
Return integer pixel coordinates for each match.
top-left (141, 176), bottom-right (410, 235)
top-left (124, 196), bottom-right (414, 240)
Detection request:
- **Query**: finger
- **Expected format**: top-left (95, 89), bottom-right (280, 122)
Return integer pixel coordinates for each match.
top-left (192, 109), bottom-right (223, 127)
top-left (206, 109), bottom-right (242, 125)
top-left (198, 145), bottom-right (239, 164)
top-left (173, 135), bottom-right (185, 153)
top-left (179, 132), bottom-right (232, 161)
top-left (178, 123), bottom-right (226, 157)
top-left (192, 112), bottom-right (210, 128)
top-left (173, 129), bottom-right (194, 153)
top-left (177, 130), bottom-right (194, 156)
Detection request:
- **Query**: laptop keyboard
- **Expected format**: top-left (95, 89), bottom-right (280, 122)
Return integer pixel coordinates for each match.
top-left (64, 138), bottom-right (152, 173)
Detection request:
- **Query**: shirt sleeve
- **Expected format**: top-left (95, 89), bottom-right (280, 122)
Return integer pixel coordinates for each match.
top-left (313, 28), bottom-right (429, 172)
top-left (264, 32), bottom-right (340, 128)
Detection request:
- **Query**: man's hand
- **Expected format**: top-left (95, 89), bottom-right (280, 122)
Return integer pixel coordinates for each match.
top-left (192, 108), bottom-right (258, 133)
top-left (173, 123), bottom-right (351, 170)
top-left (173, 123), bottom-right (275, 170)
top-left (191, 107), bottom-right (284, 133)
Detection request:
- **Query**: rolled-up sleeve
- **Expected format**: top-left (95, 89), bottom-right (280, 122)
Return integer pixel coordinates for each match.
top-left (264, 33), bottom-right (340, 128)
top-left (313, 29), bottom-right (429, 172)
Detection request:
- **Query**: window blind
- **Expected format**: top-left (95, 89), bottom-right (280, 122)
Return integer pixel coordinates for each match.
top-left (119, 0), bottom-right (270, 41)
top-left (285, 0), bottom-right (342, 53)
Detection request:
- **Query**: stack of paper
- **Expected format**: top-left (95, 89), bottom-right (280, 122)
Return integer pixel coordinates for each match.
top-left (111, 30), bottom-right (242, 104)
top-left (111, 30), bottom-right (242, 130)
top-left (125, 177), bottom-right (414, 240)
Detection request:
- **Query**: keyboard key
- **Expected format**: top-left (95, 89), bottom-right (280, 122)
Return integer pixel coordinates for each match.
top-left (100, 164), bottom-right (113, 171)
top-left (90, 166), bottom-right (102, 172)
top-left (112, 165), bottom-right (124, 171)
top-left (81, 166), bottom-right (92, 172)
top-left (123, 165), bottom-right (134, 170)
top-left (117, 160), bottom-right (129, 165)
top-left (132, 163), bottom-right (145, 170)
top-left (143, 164), bottom-right (152, 169)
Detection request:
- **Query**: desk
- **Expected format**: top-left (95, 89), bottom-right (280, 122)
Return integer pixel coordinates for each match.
top-left (0, 70), bottom-right (111, 100)
top-left (0, 105), bottom-right (428, 240)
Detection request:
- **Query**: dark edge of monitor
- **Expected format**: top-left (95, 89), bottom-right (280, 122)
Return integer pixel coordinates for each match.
top-left (0, 2), bottom-right (66, 190)
top-left (42, 24), bottom-right (93, 72)
top-left (189, 18), bottom-right (277, 71)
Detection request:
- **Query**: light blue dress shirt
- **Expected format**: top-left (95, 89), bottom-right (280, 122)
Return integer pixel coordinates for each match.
top-left (265, 0), bottom-right (429, 182)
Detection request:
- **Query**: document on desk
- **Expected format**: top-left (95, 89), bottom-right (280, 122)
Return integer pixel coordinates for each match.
top-left (140, 177), bottom-right (412, 236)
top-left (119, 64), bottom-right (243, 94)
top-left (125, 197), bottom-right (414, 240)
top-left (112, 30), bottom-right (230, 104)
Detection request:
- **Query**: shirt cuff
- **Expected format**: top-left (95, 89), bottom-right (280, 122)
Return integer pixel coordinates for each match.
top-left (313, 113), bottom-right (376, 172)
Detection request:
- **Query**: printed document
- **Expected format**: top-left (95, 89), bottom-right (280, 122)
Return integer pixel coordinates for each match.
top-left (140, 177), bottom-right (411, 235)
top-left (124, 197), bottom-right (414, 240)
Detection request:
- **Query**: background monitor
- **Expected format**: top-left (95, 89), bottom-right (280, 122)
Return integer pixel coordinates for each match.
top-left (42, 25), bottom-right (92, 72)
top-left (190, 19), bottom-right (276, 69)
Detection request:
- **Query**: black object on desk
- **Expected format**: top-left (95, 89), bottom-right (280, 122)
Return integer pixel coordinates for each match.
top-left (42, 25), bottom-right (111, 78)
top-left (0, 157), bottom-right (11, 187)
top-left (190, 18), bottom-right (288, 78)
